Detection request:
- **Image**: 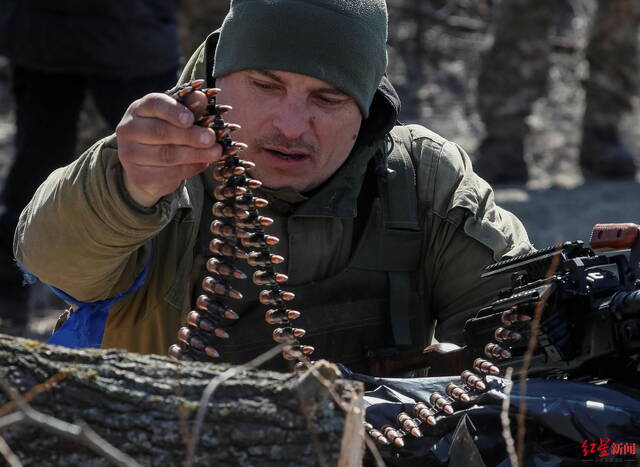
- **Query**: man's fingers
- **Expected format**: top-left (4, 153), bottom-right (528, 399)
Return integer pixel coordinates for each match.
top-left (130, 92), bottom-right (196, 128)
top-left (118, 116), bottom-right (217, 148)
top-left (123, 161), bottom-right (211, 194)
top-left (119, 142), bottom-right (222, 168)
top-left (181, 90), bottom-right (211, 121)
top-left (115, 87), bottom-right (227, 207)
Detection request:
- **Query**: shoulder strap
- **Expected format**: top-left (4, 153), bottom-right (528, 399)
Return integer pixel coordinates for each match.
top-left (378, 126), bottom-right (421, 231)
top-left (380, 126), bottom-right (423, 347)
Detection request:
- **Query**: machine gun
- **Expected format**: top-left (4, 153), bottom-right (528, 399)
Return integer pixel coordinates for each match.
top-left (357, 223), bottom-right (640, 462)
top-left (357, 224), bottom-right (640, 459)
top-left (463, 222), bottom-right (640, 381)
top-left (371, 223), bottom-right (640, 382)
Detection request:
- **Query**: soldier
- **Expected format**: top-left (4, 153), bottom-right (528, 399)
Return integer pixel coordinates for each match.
top-left (13, 0), bottom-right (533, 372)
top-left (475, 0), bottom-right (640, 183)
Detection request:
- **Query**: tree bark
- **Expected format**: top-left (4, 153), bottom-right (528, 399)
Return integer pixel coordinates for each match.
top-left (0, 334), bottom-right (363, 466)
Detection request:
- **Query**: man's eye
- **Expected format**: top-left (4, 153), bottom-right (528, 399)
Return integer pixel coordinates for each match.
top-left (315, 95), bottom-right (343, 106)
top-left (252, 80), bottom-right (277, 90)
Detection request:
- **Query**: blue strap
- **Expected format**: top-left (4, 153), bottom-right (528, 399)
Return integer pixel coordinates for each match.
top-left (47, 262), bottom-right (150, 349)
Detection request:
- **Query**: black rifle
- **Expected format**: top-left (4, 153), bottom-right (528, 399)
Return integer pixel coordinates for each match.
top-left (464, 223), bottom-right (640, 381)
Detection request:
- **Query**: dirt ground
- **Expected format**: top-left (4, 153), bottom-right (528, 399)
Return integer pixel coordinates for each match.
top-left (2, 0), bottom-right (640, 340)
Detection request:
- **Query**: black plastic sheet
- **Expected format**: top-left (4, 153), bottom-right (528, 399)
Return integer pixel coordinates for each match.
top-left (339, 367), bottom-right (640, 466)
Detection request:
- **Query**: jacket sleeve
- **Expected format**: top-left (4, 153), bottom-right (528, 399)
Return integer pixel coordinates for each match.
top-left (14, 135), bottom-right (182, 302)
top-left (410, 125), bottom-right (534, 344)
top-left (13, 37), bottom-right (215, 304)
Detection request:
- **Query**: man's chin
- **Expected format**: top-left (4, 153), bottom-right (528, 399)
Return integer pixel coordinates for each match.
top-left (260, 181), bottom-right (311, 193)
top-left (257, 169), bottom-right (327, 194)
top-left (251, 164), bottom-right (320, 193)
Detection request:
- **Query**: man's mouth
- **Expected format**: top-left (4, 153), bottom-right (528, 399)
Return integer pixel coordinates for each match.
top-left (263, 147), bottom-right (309, 161)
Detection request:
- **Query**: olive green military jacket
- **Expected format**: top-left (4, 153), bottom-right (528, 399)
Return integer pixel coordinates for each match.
top-left (14, 41), bottom-right (532, 368)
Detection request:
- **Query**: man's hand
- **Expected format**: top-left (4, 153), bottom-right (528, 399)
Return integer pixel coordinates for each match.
top-left (116, 91), bottom-right (222, 207)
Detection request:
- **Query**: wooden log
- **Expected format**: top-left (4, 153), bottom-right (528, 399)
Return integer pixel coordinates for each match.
top-left (0, 334), bottom-right (364, 466)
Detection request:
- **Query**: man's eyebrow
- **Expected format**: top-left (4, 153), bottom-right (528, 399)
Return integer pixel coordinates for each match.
top-left (254, 70), bottom-right (350, 98)
top-left (255, 70), bottom-right (285, 83)
top-left (315, 87), bottom-right (350, 97)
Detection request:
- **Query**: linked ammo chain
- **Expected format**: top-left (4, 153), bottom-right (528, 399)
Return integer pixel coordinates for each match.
top-left (166, 80), bottom-right (314, 363)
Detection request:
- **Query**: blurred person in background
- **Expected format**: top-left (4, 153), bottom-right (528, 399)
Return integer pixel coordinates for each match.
top-left (475, 0), bottom-right (640, 184)
top-left (0, 1), bottom-right (180, 333)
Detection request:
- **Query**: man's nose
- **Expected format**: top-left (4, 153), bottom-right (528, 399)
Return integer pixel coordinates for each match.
top-left (271, 99), bottom-right (311, 139)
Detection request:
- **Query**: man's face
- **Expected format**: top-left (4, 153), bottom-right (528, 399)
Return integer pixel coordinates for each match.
top-left (215, 70), bottom-right (363, 192)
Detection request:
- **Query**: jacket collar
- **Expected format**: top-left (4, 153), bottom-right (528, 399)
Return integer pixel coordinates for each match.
top-left (292, 140), bottom-right (384, 218)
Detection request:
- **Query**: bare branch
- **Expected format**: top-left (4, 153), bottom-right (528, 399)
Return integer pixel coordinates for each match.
top-left (337, 398), bottom-right (366, 467)
top-left (0, 372), bottom-right (68, 417)
top-left (0, 378), bottom-right (142, 467)
top-left (186, 343), bottom-right (286, 466)
top-left (0, 434), bottom-right (22, 467)
top-left (295, 356), bottom-right (351, 412)
top-left (295, 357), bottom-right (381, 467)
top-left (0, 412), bottom-right (26, 430)
top-left (364, 436), bottom-right (387, 467)
top-left (516, 254), bottom-right (560, 465)
top-left (298, 390), bottom-right (331, 467)
top-left (500, 367), bottom-right (518, 467)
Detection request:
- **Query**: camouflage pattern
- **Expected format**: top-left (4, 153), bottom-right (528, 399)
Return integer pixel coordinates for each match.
top-left (477, 0), bottom-right (640, 139)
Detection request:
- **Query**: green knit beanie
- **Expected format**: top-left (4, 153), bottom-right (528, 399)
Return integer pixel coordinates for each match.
top-left (213, 0), bottom-right (388, 117)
